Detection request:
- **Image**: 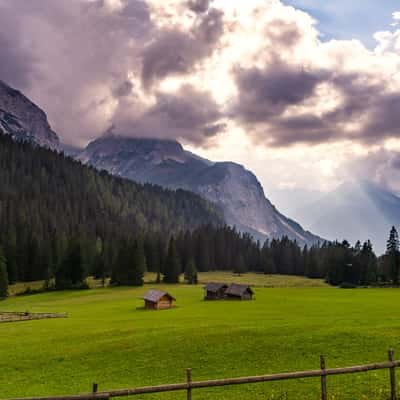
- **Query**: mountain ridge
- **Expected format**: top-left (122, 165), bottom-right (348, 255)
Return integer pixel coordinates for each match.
top-left (290, 180), bottom-right (400, 254)
top-left (0, 80), bottom-right (60, 150)
top-left (78, 134), bottom-right (322, 246)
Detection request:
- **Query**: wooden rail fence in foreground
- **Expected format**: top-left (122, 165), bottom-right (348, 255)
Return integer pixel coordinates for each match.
top-left (3, 350), bottom-right (400, 400)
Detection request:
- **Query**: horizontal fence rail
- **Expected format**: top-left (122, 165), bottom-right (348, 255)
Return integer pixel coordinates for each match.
top-left (3, 350), bottom-right (399, 400)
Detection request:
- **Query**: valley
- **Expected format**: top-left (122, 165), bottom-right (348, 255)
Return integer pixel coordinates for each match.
top-left (2, 1), bottom-right (400, 400)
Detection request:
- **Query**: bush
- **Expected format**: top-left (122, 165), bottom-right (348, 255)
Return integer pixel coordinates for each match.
top-left (340, 282), bottom-right (357, 289)
top-left (16, 286), bottom-right (47, 296)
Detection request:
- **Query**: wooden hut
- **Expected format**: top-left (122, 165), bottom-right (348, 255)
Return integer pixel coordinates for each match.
top-left (204, 283), bottom-right (228, 300)
top-left (225, 284), bottom-right (253, 300)
top-left (142, 289), bottom-right (176, 310)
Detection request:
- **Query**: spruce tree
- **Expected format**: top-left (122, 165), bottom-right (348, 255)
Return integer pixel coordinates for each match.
top-left (184, 258), bottom-right (198, 284)
top-left (0, 246), bottom-right (8, 298)
top-left (55, 238), bottom-right (85, 289)
top-left (68, 239), bottom-right (85, 285)
top-left (386, 226), bottom-right (400, 285)
top-left (131, 239), bottom-right (146, 286)
top-left (5, 228), bottom-right (18, 284)
top-left (163, 237), bottom-right (181, 283)
top-left (111, 240), bottom-right (130, 285)
top-left (233, 254), bottom-right (246, 276)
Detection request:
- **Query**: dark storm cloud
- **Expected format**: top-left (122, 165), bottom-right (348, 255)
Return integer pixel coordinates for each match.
top-left (325, 74), bottom-right (400, 143)
top-left (188, 0), bottom-right (211, 13)
top-left (0, 12), bottom-right (37, 90)
top-left (0, 0), bottom-right (227, 146)
top-left (113, 80), bottom-right (134, 97)
top-left (114, 85), bottom-right (225, 144)
top-left (141, 31), bottom-right (198, 88)
top-left (233, 60), bottom-right (328, 123)
top-left (232, 56), bottom-right (400, 147)
top-left (0, 0), bottom-right (156, 144)
top-left (361, 94), bottom-right (400, 140)
top-left (141, 8), bottom-right (224, 88)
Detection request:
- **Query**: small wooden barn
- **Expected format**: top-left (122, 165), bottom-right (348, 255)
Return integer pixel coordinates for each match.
top-left (204, 282), bottom-right (228, 300)
top-left (225, 284), bottom-right (254, 300)
top-left (142, 289), bottom-right (176, 310)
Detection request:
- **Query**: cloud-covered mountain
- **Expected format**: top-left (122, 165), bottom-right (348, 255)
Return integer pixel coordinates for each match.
top-left (290, 180), bottom-right (400, 254)
top-left (0, 80), bottom-right (60, 150)
top-left (78, 135), bottom-right (321, 246)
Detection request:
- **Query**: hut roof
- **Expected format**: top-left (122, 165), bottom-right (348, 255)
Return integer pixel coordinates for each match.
top-left (225, 284), bottom-right (253, 296)
top-left (204, 282), bottom-right (228, 292)
top-left (142, 289), bottom-right (176, 303)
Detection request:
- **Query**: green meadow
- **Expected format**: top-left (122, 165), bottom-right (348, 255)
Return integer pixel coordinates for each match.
top-left (1, 273), bottom-right (400, 400)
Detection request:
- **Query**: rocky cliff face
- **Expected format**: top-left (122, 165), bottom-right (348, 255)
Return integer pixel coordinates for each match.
top-left (78, 135), bottom-right (321, 245)
top-left (0, 81), bottom-right (60, 150)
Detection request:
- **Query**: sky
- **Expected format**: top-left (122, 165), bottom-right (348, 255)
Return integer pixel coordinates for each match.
top-left (1, 0), bottom-right (400, 195)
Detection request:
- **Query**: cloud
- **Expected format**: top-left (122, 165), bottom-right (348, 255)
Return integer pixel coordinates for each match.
top-left (141, 8), bottom-right (224, 89)
top-left (2, 0), bottom-right (400, 154)
top-left (339, 149), bottom-right (400, 194)
top-left (227, 8), bottom-right (400, 148)
top-left (188, 0), bottom-right (211, 13)
top-left (233, 60), bottom-right (329, 123)
top-left (0, 0), bottom-right (226, 146)
top-left (0, 7), bottom-right (38, 90)
top-left (112, 84), bottom-right (225, 144)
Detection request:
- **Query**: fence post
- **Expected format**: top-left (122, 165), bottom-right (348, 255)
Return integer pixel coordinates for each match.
top-left (320, 355), bottom-right (327, 400)
top-left (187, 368), bottom-right (192, 400)
top-left (92, 383), bottom-right (98, 394)
top-left (389, 349), bottom-right (396, 400)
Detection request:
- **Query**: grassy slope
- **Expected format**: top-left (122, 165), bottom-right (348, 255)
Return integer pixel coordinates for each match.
top-left (1, 274), bottom-right (399, 400)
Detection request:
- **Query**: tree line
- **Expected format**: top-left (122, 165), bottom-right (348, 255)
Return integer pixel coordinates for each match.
top-left (3, 222), bottom-right (400, 297)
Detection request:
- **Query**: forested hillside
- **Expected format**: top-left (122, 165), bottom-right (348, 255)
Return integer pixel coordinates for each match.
top-left (0, 133), bottom-right (393, 294)
top-left (0, 133), bottom-right (222, 283)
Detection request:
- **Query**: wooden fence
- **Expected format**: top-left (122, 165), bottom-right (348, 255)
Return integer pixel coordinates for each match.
top-left (0, 311), bottom-right (67, 323)
top-left (3, 350), bottom-right (400, 400)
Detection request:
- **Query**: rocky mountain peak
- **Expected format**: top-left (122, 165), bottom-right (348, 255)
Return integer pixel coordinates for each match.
top-left (78, 135), bottom-right (322, 246)
top-left (79, 135), bottom-right (189, 165)
top-left (0, 80), bottom-right (60, 150)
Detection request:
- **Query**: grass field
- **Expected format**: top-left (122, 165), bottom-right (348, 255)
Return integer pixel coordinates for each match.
top-left (8, 272), bottom-right (329, 296)
top-left (1, 273), bottom-right (400, 400)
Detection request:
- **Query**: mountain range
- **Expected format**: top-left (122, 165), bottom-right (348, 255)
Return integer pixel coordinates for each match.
top-left (277, 181), bottom-right (400, 254)
top-left (77, 135), bottom-right (321, 245)
top-left (13, 78), bottom-right (400, 250)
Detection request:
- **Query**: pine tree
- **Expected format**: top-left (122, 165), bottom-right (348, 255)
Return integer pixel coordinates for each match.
top-left (184, 258), bottom-right (198, 284)
top-left (55, 238), bottom-right (86, 289)
top-left (111, 240), bottom-right (130, 286)
top-left (386, 226), bottom-right (400, 284)
top-left (131, 239), bottom-right (146, 286)
top-left (5, 228), bottom-right (18, 284)
top-left (233, 254), bottom-right (246, 276)
top-left (0, 246), bottom-right (8, 298)
top-left (163, 237), bottom-right (181, 283)
top-left (305, 246), bottom-right (320, 279)
top-left (68, 239), bottom-right (85, 285)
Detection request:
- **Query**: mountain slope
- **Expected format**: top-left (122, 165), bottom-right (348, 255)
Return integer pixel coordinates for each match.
top-left (78, 135), bottom-right (321, 245)
top-left (293, 180), bottom-right (400, 254)
top-left (0, 132), bottom-right (222, 237)
top-left (0, 80), bottom-right (60, 150)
